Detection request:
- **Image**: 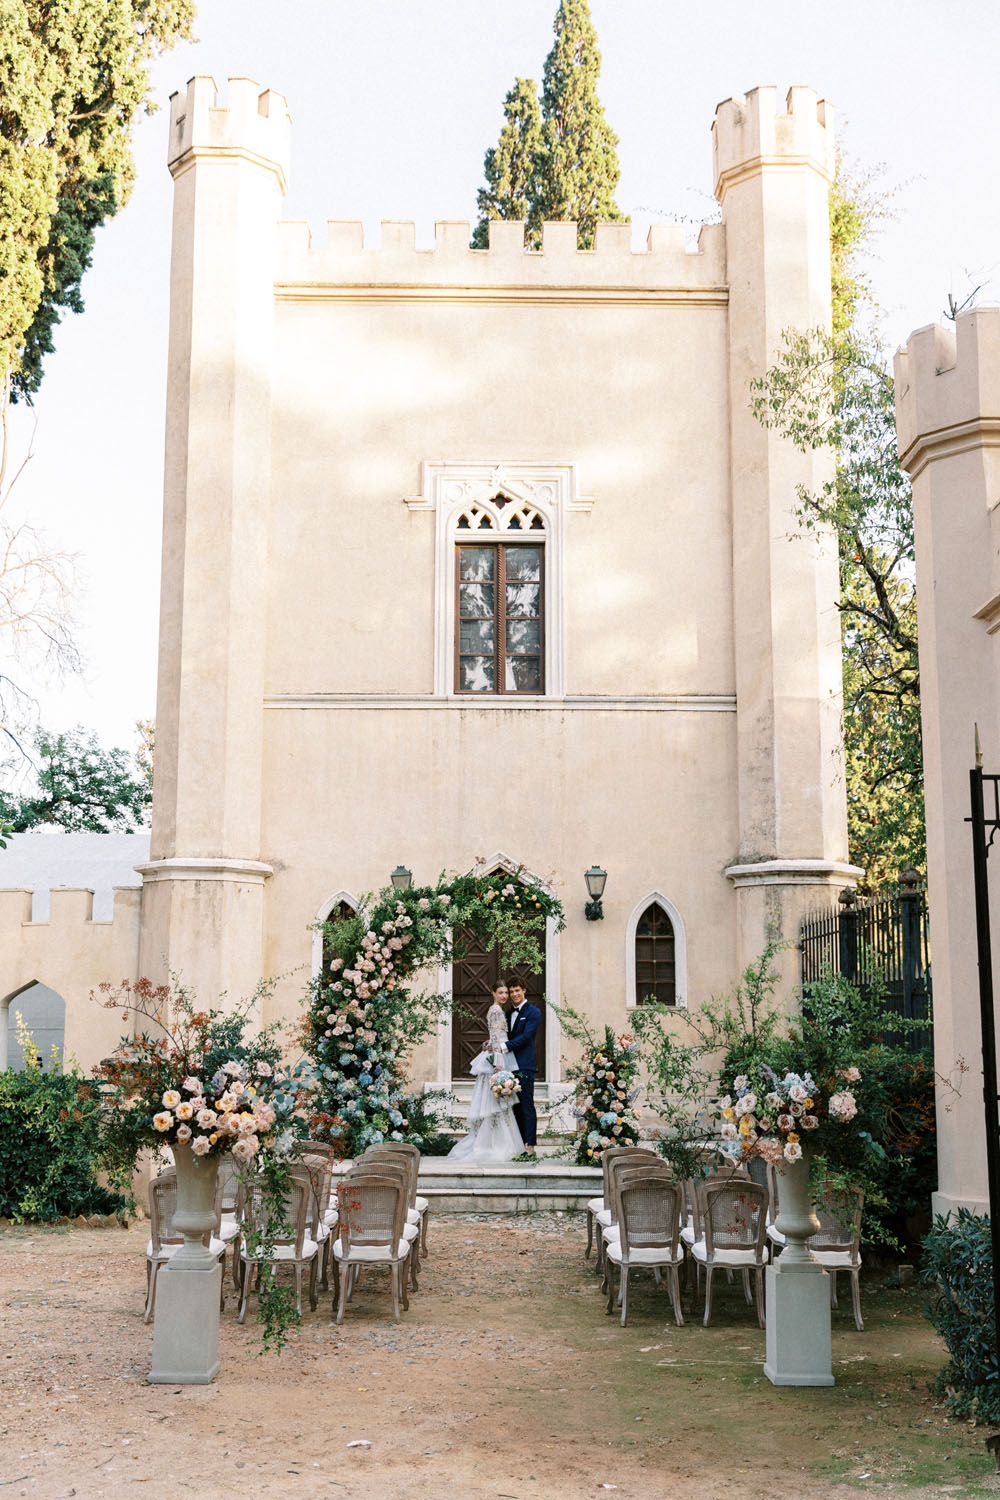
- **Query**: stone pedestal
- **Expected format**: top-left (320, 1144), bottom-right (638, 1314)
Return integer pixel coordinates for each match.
top-left (149, 1144), bottom-right (222, 1384)
top-left (763, 1154), bottom-right (834, 1387)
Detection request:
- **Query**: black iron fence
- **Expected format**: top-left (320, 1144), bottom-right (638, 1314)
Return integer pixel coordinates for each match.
top-left (799, 868), bottom-right (932, 1049)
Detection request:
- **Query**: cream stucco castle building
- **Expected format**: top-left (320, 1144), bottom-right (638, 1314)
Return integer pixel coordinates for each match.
top-left (2, 78), bottom-right (860, 1105)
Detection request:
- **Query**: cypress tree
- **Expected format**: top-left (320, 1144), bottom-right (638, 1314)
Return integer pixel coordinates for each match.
top-left (470, 0), bottom-right (627, 251)
top-left (471, 78), bottom-right (544, 249)
top-left (537, 0), bottom-right (627, 249)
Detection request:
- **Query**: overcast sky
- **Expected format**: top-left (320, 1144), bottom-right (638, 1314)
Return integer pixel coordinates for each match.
top-left (9, 0), bottom-right (999, 753)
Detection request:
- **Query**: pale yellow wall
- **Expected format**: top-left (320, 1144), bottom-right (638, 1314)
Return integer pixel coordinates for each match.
top-left (0, 888), bottom-right (142, 1074)
top-left (265, 297), bottom-right (734, 699)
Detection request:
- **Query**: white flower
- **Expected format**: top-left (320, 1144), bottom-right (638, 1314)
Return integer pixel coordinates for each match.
top-left (735, 1092), bottom-right (757, 1116)
top-left (153, 1111), bottom-right (174, 1132)
top-left (223, 1061), bottom-right (243, 1077)
top-left (196, 1108), bottom-right (218, 1129)
top-left (330, 957), bottom-right (343, 971)
top-left (181, 1077), bottom-right (201, 1094)
top-left (720, 1123), bottom-right (738, 1141)
top-left (255, 1061), bottom-right (272, 1078)
top-left (788, 1083), bottom-right (808, 1103)
top-left (801, 1114), bottom-right (820, 1130)
top-left (842, 1066), bottom-right (861, 1083)
top-left (777, 1114), bottom-right (794, 1131)
top-left (733, 1075), bottom-right (749, 1092)
top-left (231, 1136), bottom-right (257, 1162)
top-left (439, 894), bottom-right (451, 905)
top-left (718, 1095), bottom-right (732, 1111)
top-left (829, 1091), bottom-right (858, 1121)
top-left (191, 1135), bottom-right (212, 1156)
top-left (175, 1101), bottom-right (194, 1121)
top-left (162, 1090), bottom-right (181, 1109)
top-left (757, 1137), bottom-right (784, 1164)
top-left (765, 1091), bottom-right (782, 1109)
top-left (418, 897), bottom-right (430, 909)
top-left (783, 1142), bottom-right (803, 1162)
top-left (175, 1123), bottom-right (192, 1143)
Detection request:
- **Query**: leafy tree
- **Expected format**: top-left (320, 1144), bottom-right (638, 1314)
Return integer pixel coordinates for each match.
top-left (471, 79), bottom-right (544, 249)
top-left (537, 0), bottom-right (627, 248)
top-left (1, 0), bottom-right (196, 405)
top-left (751, 155), bottom-right (923, 887)
top-left (0, 725), bottom-right (152, 832)
top-left (471, 0), bottom-right (627, 250)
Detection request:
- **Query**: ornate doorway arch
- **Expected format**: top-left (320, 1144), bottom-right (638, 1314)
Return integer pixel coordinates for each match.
top-left (434, 852), bottom-right (563, 1092)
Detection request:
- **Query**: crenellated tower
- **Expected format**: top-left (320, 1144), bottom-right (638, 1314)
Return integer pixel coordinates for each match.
top-left (137, 78), bottom-right (291, 1006)
top-left (895, 307), bottom-right (1000, 1213)
top-left (714, 86), bottom-right (859, 967)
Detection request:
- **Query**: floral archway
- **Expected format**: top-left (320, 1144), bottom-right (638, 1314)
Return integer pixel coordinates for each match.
top-left (302, 868), bottom-right (564, 1156)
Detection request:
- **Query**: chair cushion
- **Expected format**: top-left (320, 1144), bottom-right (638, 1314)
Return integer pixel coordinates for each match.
top-left (596, 1208), bottom-right (613, 1228)
top-left (147, 1237), bottom-right (225, 1260)
top-left (680, 1223), bottom-right (697, 1247)
top-left (586, 1197), bottom-right (605, 1216)
top-left (402, 1222), bottom-right (419, 1242)
top-left (406, 1208), bottom-right (420, 1226)
top-left (333, 1239), bottom-right (410, 1263)
top-left (812, 1249), bottom-right (861, 1269)
top-left (690, 1239), bottom-right (768, 1268)
top-left (605, 1241), bottom-right (684, 1268)
top-left (767, 1224), bottom-right (786, 1245)
top-left (414, 1196), bottom-right (428, 1213)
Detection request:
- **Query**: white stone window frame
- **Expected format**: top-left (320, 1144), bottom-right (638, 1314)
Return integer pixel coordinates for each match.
top-left (404, 461), bottom-right (594, 699)
top-left (310, 888), bottom-right (362, 979)
top-left (625, 891), bottom-right (687, 1010)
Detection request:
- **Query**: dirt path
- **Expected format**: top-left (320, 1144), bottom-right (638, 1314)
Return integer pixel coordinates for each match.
top-left (0, 1214), bottom-right (994, 1500)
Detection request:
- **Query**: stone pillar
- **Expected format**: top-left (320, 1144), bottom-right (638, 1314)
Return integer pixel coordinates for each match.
top-left (894, 308), bottom-right (1000, 1214)
top-left (713, 86), bottom-right (860, 978)
top-left (137, 78), bottom-right (291, 1008)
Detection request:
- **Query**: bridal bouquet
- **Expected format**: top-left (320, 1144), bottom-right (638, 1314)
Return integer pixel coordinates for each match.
top-left (717, 1063), bottom-right (861, 1165)
top-left (490, 1070), bottom-right (521, 1101)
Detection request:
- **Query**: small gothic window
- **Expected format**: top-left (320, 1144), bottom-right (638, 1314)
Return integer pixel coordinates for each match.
top-left (321, 899), bottom-right (358, 969)
top-left (634, 902), bottom-right (676, 1005)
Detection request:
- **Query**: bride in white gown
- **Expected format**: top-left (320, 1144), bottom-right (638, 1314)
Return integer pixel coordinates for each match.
top-left (448, 982), bottom-right (525, 1163)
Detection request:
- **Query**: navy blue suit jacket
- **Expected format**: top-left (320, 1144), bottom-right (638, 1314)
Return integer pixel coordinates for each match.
top-left (506, 1002), bottom-right (541, 1074)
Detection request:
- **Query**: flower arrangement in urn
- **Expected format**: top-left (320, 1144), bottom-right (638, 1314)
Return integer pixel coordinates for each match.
top-left (92, 978), bottom-right (303, 1180)
top-left (717, 1063), bottom-right (861, 1166)
top-left (574, 1027), bottom-right (642, 1164)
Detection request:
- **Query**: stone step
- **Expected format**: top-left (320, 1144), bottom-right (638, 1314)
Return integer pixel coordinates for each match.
top-left (417, 1156), bottom-right (601, 1215)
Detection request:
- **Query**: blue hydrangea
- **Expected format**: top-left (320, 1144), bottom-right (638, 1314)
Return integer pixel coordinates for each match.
top-left (587, 1130), bottom-right (601, 1147)
top-left (358, 1072), bottom-right (373, 1087)
top-left (599, 1111), bottom-right (618, 1128)
top-left (339, 1053), bottom-right (352, 1066)
top-left (389, 1110), bottom-right (403, 1126)
top-left (371, 1131), bottom-right (384, 1143)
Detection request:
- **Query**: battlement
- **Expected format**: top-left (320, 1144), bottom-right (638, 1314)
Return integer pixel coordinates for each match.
top-left (0, 886), bottom-right (141, 925)
top-left (274, 217), bottom-right (727, 295)
top-left (895, 308), bottom-right (1000, 476)
top-left (712, 85), bottom-right (834, 200)
top-left (168, 75), bottom-right (291, 192)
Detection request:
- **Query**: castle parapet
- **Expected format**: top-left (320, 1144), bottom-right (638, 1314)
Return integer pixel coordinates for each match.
top-left (712, 85), bottom-right (834, 200)
top-left (894, 308), bottom-right (1000, 479)
top-left (275, 217), bottom-right (726, 295)
top-left (168, 75), bottom-right (291, 192)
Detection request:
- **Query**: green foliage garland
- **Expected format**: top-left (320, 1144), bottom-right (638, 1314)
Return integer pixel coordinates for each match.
top-left (302, 870), bottom-right (563, 1157)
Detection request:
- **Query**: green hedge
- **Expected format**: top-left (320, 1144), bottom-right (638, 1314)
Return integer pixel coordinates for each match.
top-left (923, 1209), bottom-right (1000, 1423)
top-left (0, 1066), bottom-right (125, 1221)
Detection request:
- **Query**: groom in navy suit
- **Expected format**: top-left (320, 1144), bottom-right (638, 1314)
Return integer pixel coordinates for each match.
top-left (506, 981), bottom-right (541, 1159)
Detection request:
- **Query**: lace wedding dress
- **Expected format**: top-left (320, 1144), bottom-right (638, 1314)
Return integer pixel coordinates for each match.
top-left (447, 1002), bottom-right (524, 1163)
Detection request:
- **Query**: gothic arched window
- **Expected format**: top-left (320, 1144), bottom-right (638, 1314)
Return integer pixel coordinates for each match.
top-left (633, 901), bottom-right (676, 1006)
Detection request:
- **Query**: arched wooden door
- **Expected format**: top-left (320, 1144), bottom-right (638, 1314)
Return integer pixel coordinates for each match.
top-left (451, 931), bottom-right (546, 1081)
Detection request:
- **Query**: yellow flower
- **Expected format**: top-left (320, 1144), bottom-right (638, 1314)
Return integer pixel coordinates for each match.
top-left (786, 1131), bottom-right (799, 1144)
top-left (209, 1132), bottom-right (218, 1143)
top-left (722, 1107), bottom-right (735, 1121)
top-left (803, 1098), bottom-right (814, 1110)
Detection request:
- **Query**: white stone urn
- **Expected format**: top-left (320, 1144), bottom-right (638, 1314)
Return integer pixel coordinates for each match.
top-left (773, 1152), bottom-right (822, 1268)
top-left (764, 1147), bottom-right (834, 1387)
top-left (148, 1142), bottom-right (223, 1385)
top-left (169, 1142), bottom-right (220, 1268)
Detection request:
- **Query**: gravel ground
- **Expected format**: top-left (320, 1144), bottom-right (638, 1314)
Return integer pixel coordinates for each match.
top-left (1, 1212), bottom-right (995, 1500)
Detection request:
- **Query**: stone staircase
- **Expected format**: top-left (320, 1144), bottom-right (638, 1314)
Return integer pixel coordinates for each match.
top-left (417, 1154), bottom-right (600, 1214)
